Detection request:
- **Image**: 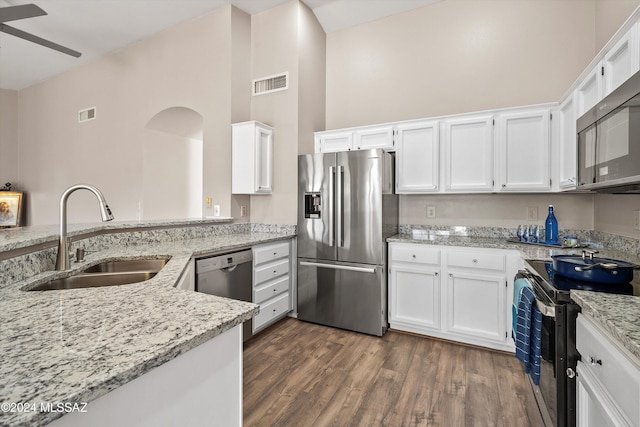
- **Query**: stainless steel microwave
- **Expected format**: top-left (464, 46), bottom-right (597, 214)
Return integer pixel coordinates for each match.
top-left (577, 70), bottom-right (640, 193)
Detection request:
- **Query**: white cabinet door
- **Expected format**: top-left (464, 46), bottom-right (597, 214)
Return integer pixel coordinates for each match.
top-left (315, 130), bottom-right (354, 153)
top-left (232, 121), bottom-right (273, 194)
top-left (389, 264), bottom-right (440, 334)
top-left (603, 24), bottom-right (639, 96)
top-left (354, 125), bottom-right (395, 151)
top-left (443, 115), bottom-right (494, 192)
top-left (395, 120), bottom-right (439, 193)
top-left (497, 109), bottom-right (551, 192)
top-left (577, 65), bottom-right (604, 117)
top-left (445, 271), bottom-right (506, 343)
top-left (576, 364), bottom-right (628, 427)
top-left (558, 93), bottom-right (578, 190)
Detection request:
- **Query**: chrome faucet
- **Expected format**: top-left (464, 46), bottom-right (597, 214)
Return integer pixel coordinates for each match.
top-left (55, 184), bottom-right (114, 270)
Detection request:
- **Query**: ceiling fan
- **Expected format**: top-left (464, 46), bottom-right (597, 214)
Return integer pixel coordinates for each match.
top-left (0, 3), bottom-right (81, 57)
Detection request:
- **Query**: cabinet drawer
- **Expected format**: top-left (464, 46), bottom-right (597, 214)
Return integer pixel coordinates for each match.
top-left (576, 315), bottom-right (640, 426)
top-left (254, 241), bottom-right (290, 265)
top-left (254, 292), bottom-right (290, 329)
top-left (390, 243), bottom-right (440, 265)
top-left (254, 276), bottom-right (289, 304)
top-left (254, 259), bottom-right (289, 285)
top-left (446, 250), bottom-right (505, 272)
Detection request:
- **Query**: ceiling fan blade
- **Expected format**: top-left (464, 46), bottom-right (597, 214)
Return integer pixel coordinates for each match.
top-left (0, 4), bottom-right (46, 23)
top-left (0, 23), bottom-right (81, 57)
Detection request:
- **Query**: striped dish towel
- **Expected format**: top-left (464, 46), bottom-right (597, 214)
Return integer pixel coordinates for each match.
top-left (514, 285), bottom-right (542, 385)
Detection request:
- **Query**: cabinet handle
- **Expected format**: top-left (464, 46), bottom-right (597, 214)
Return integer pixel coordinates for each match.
top-left (588, 355), bottom-right (602, 366)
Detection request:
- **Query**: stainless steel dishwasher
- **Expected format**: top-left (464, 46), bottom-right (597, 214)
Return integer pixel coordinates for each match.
top-left (195, 249), bottom-right (253, 341)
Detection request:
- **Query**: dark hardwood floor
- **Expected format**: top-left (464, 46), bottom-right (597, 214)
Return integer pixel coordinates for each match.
top-left (244, 318), bottom-right (544, 427)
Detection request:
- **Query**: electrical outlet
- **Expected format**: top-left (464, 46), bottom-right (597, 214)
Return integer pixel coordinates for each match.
top-left (634, 210), bottom-right (640, 230)
top-left (240, 206), bottom-right (247, 217)
top-left (213, 205), bottom-right (221, 217)
top-left (205, 197), bottom-right (212, 209)
top-left (427, 205), bottom-right (436, 219)
top-left (527, 207), bottom-right (538, 221)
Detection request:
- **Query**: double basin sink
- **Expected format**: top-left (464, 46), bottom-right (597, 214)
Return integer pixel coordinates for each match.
top-left (30, 258), bottom-right (170, 291)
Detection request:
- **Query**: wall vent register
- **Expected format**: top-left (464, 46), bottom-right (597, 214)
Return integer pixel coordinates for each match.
top-left (253, 72), bottom-right (288, 96)
top-left (78, 107), bottom-right (96, 123)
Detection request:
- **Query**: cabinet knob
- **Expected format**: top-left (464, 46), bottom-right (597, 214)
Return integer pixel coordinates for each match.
top-left (434, 272), bottom-right (439, 277)
top-left (412, 254), bottom-right (416, 259)
top-left (449, 273), bottom-right (453, 278)
top-left (273, 270), bottom-right (277, 275)
top-left (273, 252), bottom-right (277, 256)
top-left (502, 184), bottom-right (506, 188)
top-left (588, 355), bottom-right (602, 366)
top-left (472, 259), bottom-right (478, 264)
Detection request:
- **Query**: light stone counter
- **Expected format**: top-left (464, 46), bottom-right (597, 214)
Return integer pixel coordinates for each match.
top-left (0, 229), bottom-right (295, 427)
top-left (571, 291), bottom-right (640, 364)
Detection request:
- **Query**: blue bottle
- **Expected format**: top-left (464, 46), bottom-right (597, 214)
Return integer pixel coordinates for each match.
top-left (545, 205), bottom-right (558, 244)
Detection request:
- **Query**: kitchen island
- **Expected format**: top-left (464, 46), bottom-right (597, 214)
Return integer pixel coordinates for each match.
top-left (0, 220), bottom-right (295, 426)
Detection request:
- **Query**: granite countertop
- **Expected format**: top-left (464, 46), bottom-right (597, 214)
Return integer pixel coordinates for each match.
top-left (388, 233), bottom-right (640, 367)
top-left (0, 230), bottom-right (294, 427)
top-left (571, 291), bottom-right (640, 365)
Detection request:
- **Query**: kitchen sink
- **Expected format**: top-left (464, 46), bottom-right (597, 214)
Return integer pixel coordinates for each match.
top-left (28, 257), bottom-right (170, 291)
top-left (82, 258), bottom-right (169, 273)
top-left (29, 272), bottom-right (158, 291)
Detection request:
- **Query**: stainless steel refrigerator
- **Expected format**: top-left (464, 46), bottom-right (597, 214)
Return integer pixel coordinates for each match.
top-left (297, 149), bottom-right (398, 336)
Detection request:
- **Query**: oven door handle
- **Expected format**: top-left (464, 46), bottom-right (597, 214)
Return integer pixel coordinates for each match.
top-left (535, 298), bottom-right (555, 318)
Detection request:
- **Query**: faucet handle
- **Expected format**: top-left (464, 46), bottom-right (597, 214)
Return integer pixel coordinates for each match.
top-left (75, 248), bottom-right (86, 263)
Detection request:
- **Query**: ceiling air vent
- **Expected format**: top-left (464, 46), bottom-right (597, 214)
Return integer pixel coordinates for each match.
top-left (253, 72), bottom-right (288, 96)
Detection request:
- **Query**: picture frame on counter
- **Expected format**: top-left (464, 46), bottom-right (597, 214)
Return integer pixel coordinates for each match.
top-left (0, 191), bottom-right (23, 228)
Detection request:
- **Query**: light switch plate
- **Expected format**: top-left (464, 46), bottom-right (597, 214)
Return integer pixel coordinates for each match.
top-left (213, 205), bottom-right (221, 217)
top-left (427, 205), bottom-right (436, 218)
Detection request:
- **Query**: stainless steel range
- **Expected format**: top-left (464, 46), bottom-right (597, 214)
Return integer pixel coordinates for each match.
top-left (518, 257), bottom-right (636, 427)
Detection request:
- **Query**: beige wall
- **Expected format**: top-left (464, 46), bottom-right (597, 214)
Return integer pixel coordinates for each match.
top-left (325, 0), bottom-right (595, 129)
top-left (249, 0), bottom-right (325, 225)
top-left (15, 6), bottom-right (243, 225)
top-left (401, 194), bottom-right (595, 230)
top-left (0, 89), bottom-right (20, 188)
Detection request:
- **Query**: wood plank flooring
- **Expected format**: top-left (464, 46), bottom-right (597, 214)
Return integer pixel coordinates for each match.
top-left (244, 318), bottom-right (544, 427)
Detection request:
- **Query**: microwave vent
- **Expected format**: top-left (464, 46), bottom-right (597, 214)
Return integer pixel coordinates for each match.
top-left (253, 72), bottom-right (288, 96)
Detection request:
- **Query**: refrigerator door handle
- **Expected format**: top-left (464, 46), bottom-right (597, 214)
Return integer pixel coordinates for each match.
top-left (300, 261), bottom-right (377, 274)
top-left (337, 165), bottom-right (344, 247)
top-left (329, 166), bottom-right (335, 247)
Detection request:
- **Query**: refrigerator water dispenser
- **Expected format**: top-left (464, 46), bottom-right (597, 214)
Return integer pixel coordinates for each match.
top-left (304, 192), bottom-right (321, 219)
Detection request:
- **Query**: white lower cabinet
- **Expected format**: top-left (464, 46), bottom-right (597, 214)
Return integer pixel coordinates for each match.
top-left (389, 242), bottom-right (517, 352)
top-left (576, 314), bottom-right (640, 427)
top-left (252, 240), bottom-right (293, 333)
top-left (446, 271), bottom-right (506, 343)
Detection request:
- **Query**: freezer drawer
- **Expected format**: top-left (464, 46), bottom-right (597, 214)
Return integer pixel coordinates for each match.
top-left (297, 259), bottom-right (387, 336)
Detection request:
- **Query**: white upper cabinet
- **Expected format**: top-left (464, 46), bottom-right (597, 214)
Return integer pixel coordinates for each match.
top-left (443, 115), bottom-right (494, 192)
top-left (315, 130), bottom-right (354, 153)
top-left (602, 24), bottom-right (639, 96)
top-left (354, 125), bottom-right (395, 151)
top-left (315, 125), bottom-right (394, 153)
top-left (232, 121), bottom-right (273, 195)
top-left (395, 120), bottom-right (439, 193)
top-left (558, 93), bottom-right (578, 190)
top-left (577, 65), bottom-right (604, 117)
top-left (496, 108), bottom-right (551, 192)
top-left (576, 24), bottom-right (639, 118)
